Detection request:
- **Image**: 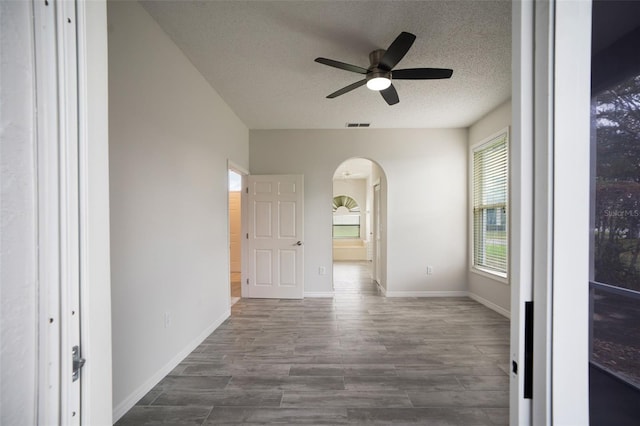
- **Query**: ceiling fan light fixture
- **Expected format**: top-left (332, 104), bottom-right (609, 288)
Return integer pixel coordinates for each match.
top-left (315, 31), bottom-right (453, 105)
top-left (366, 76), bottom-right (391, 91)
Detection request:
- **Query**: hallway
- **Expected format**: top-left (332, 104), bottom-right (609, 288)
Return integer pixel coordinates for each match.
top-left (116, 262), bottom-right (509, 425)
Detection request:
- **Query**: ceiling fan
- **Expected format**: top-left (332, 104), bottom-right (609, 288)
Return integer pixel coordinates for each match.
top-left (315, 31), bottom-right (453, 106)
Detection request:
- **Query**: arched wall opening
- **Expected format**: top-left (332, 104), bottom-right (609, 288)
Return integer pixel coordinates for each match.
top-left (332, 157), bottom-right (388, 291)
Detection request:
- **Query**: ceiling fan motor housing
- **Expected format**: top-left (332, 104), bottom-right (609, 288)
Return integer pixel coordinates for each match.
top-left (367, 68), bottom-right (391, 81)
top-left (369, 49), bottom-right (387, 68)
top-left (367, 49), bottom-right (391, 88)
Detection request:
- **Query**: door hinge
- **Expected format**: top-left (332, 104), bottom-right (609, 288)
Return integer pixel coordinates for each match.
top-left (246, 233), bottom-right (249, 239)
top-left (72, 345), bottom-right (86, 382)
top-left (246, 187), bottom-right (249, 194)
top-left (246, 278), bottom-right (249, 285)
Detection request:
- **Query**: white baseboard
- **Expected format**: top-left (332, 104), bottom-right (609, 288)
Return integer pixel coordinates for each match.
top-left (304, 291), bottom-right (335, 298)
top-left (373, 283), bottom-right (510, 319)
top-left (384, 290), bottom-right (468, 298)
top-left (468, 292), bottom-right (511, 318)
top-left (112, 309), bottom-right (230, 422)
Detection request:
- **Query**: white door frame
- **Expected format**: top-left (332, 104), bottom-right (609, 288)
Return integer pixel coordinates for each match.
top-left (33, 1), bottom-right (112, 424)
top-left (34, 1), bottom-right (82, 423)
top-left (546, 2), bottom-right (591, 423)
top-left (373, 183), bottom-right (382, 285)
top-left (511, 0), bottom-right (591, 424)
top-left (227, 160), bottom-right (249, 302)
top-left (510, 1), bottom-right (534, 423)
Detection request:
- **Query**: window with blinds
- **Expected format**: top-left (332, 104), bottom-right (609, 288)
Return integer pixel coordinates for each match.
top-left (472, 131), bottom-right (509, 276)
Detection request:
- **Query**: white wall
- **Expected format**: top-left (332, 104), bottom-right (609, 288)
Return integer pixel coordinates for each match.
top-left (0, 1), bottom-right (37, 424)
top-left (250, 129), bottom-right (468, 296)
top-left (108, 1), bottom-right (249, 419)
top-left (467, 99), bottom-right (512, 315)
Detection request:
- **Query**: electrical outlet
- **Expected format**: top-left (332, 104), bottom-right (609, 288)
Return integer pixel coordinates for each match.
top-left (426, 266), bottom-right (433, 275)
top-left (164, 312), bottom-right (172, 328)
top-left (319, 266), bottom-right (327, 275)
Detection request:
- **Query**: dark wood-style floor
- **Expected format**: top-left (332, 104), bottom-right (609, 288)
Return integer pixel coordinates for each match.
top-left (116, 261), bottom-right (510, 425)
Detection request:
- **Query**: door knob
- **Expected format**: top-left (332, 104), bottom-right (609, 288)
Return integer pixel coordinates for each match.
top-left (295, 241), bottom-right (303, 246)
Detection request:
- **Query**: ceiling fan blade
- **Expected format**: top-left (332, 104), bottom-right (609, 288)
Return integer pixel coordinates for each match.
top-left (380, 84), bottom-right (399, 105)
top-left (392, 68), bottom-right (453, 80)
top-left (327, 79), bottom-right (367, 98)
top-left (379, 32), bottom-right (416, 70)
top-left (315, 57), bottom-right (368, 74)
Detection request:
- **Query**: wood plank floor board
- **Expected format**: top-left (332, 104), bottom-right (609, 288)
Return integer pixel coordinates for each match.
top-left (116, 261), bottom-right (510, 426)
top-left (343, 375), bottom-right (464, 392)
top-left (115, 406), bottom-right (213, 426)
top-left (280, 390), bottom-right (413, 408)
top-left (151, 390), bottom-right (284, 407)
top-left (202, 407), bottom-right (349, 425)
top-left (346, 407), bottom-right (495, 425)
top-left (407, 389), bottom-right (510, 408)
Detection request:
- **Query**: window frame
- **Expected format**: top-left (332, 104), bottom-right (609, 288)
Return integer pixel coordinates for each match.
top-left (470, 127), bottom-right (510, 282)
top-left (332, 212), bottom-right (361, 239)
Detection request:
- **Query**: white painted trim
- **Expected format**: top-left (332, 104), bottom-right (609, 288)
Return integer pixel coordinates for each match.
top-left (33, 0), bottom-right (86, 422)
top-left (76, 1), bottom-right (112, 424)
top-left (551, 1), bottom-right (591, 423)
top-left (468, 293), bottom-right (511, 319)
top-left (304, 292), bottom-right (335, 298)
top-left (532, 2), bottom-right (554, 422)
top-left (377, 288), bottom-right (511, 319)
top-left (55, 1), bottom-right (83, 422)
top-left (468, 127), bottom-right (511, 280)
top-left (470, 127), bottom-right (511, 151)
top-left (227, 159), bottom-right (249, 176)
top-left (384, 291), bottom-right (468, 298)
top-left (33, 0), bottom-right (62, 422)
top-left (469, 267), bottom-right (509, 285)
top-left (227, 160), bottom-right (248, 303)
top-left (111, 309), bottom-right (231, 422)
top-left (510, 2), bottom-right (535, 424)
top-left (527, 1), bottom-right (592, 424)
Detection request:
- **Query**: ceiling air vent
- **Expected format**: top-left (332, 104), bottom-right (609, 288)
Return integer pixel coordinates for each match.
top-left (346, 123), bottom-right (370, 128)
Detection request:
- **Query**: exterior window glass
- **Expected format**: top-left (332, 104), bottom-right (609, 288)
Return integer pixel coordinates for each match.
top-left (472, 131), bottom-right (509, 276)
top-left (590, 4), bottom-right (640, 423)
top-left (591, 43), bottom-right (640, 394)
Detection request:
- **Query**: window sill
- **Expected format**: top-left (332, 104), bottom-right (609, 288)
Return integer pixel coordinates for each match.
top-left (470, 266), bottom-right (509, 285)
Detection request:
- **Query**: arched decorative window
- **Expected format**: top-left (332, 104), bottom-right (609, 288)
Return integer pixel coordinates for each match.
top-left (333, 195), bottom-right (360, 212)
top-left (333, 195), bottom-right (360, 238)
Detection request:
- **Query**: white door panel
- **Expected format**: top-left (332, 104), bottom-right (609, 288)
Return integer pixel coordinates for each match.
top-left (248, 175), bottom-right (304, 299)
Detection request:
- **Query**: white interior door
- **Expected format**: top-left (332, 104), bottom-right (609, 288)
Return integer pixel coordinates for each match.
top-left (247, 175), bottom-right (304, 299)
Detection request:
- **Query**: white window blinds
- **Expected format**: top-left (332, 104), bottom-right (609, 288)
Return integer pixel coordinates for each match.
top-left (473, 132), bottom-right (509, 275)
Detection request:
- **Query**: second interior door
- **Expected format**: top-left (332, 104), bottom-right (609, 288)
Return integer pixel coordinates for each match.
top-left (247, 175), bottom-right (304, 299)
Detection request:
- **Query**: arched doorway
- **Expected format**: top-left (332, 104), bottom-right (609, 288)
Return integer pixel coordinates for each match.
top-left (332, 158), bottom-right (387, 291)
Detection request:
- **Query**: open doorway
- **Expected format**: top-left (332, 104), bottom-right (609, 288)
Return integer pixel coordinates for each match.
top-left (228, 169), bottom-right (243, 305)
top-left (332, 158), bottom-right (387, 292)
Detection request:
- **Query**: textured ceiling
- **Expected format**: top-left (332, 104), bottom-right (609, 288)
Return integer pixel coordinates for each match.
top-left (141, 0), bottom-right (511, 129)
top-left (333, 158), bottom-right (373, 180)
